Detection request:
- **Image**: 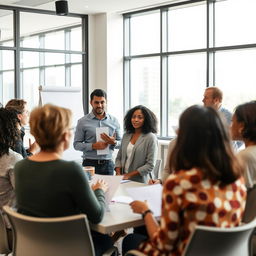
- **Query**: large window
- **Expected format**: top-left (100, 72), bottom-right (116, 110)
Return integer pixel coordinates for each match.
top-left (0, 6), bottom-right (88, 111)
top-left (124, 0), bottom-right (256, 138)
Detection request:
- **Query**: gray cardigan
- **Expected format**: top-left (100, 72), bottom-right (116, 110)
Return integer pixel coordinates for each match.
top-left (115, 132), bottom-right (158, 183)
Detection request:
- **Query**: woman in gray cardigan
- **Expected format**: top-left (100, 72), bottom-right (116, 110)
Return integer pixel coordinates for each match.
top-left (115, 105), bottom-right (158, 183)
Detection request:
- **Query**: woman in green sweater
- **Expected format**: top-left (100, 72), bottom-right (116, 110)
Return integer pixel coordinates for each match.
top-left (14, 104), bottom-right (113, 256)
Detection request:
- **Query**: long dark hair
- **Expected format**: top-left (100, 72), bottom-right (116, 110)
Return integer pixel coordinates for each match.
top-left (234, 101), bottom-right (256, 143)
top-left (124, 105), bottom-right (157, 134)
top-left (0, 108), bottom-right (20, 157)
top-left (169, 105), bottom-right (241, 184)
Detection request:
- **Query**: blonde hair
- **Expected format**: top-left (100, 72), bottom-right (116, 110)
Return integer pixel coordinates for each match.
top-left (29, 104), bottom-right (72, 151)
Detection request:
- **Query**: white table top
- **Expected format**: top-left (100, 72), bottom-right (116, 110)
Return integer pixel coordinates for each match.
top-left (90, 181), bottom-right (147, 234)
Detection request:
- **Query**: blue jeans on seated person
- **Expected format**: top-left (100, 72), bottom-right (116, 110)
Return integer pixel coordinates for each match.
top-left (83, 159), bottom-right (114, 175)
top-left (122, 233), bottom-right (147, 256)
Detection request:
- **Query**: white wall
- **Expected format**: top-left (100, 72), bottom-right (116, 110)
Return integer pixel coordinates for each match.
top-left (88, 13), bottom-right (123, 123)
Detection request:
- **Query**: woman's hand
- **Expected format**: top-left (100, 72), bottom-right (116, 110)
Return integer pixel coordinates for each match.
top-left (148, 179), bottom-right (162, 185)
top-left (123, 170), bottom-right (139, 180)
top-left (92, 179), bottom-right (108, 193)
top-left (130, 200), bottom-right (149, 214)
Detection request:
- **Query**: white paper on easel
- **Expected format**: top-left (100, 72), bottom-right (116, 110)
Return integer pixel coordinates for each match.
top-left (96, 127), bottom-right (110, 155)
top-left (126, 184), bottom-right (163, 217)
top-left (91, 174), bottom-right (123, 204)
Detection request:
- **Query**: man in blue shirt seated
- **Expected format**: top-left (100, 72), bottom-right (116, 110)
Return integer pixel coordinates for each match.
top-left (73, 89), bottom-right (121, 175)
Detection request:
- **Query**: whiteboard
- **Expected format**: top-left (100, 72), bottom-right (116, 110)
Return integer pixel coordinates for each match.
top-left (38, 86), bottom-right (84, 163)
top-left (39, 86), bottom-right (84, 127)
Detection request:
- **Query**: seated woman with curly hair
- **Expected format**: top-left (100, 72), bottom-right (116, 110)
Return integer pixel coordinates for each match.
top-left (0, 108), bottom-right (22, 209)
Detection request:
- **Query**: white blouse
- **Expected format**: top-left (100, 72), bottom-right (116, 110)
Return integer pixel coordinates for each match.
top-left (124, 142), bottom-right (134, 173)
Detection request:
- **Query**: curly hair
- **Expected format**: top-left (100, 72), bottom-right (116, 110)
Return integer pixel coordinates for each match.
top-left (0, 108), bottom-right (20, 157)
top-left (234, 101), bottom-right (256, 143)
top-left (169, 105), bottom-right (242, 185)
top-left (124, 105), bottom-right (157, 134)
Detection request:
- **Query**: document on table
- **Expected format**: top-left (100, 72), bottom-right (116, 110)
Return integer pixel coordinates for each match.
top-left (96, 127), bottom-right (109, 155)
top-left (126, 184), bottom-right (163, 217)
top-left (91, 174), bottom-right (123, 204)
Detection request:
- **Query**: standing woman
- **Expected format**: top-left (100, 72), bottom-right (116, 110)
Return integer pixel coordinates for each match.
top-left (115, 105), bottom-right (158, 183)
top-left (123, 105), bottom-right (246, 255)
top-left (231, 100), bottom-right (256, 188)
top-left (14, 104), bottom-right (113, 256)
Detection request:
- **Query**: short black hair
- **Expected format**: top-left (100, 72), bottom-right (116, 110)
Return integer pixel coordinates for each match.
top-left (90, 89), bottom-right (107, 101)
top-left (124, 105), bottom-right (157, 134)
top-left (234, 100), bottom-right (256, 143)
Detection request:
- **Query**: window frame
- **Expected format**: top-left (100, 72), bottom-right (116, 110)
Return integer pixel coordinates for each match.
top-left (123, 0), bottom-right (256, 139)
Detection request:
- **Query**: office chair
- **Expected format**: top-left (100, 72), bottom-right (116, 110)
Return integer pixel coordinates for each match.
top-left (3, 206), bottom-right (117, 256)
top-left (0, 211), bottom-right (11, 255)
top-left (125, 217), bottom-right (256, 256)
top-left (183, 218), bottom-right (256, 256)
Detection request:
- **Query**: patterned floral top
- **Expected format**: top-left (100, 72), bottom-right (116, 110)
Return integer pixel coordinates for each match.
top-left (139, 168), bottom-right (247, 256)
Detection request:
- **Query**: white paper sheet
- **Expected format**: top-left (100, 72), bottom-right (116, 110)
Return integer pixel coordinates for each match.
top-left (111, 195), bottom-right (133, 204)
top-left (126, 184), bottom-right (163, 217)
top-left (91, 174), bottom-right (123, 204)
top-left (96, 127), bottom-right (110, 155)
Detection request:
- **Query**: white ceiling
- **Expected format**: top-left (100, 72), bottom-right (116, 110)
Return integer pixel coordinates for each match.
top-left (0, 0), bottom-right (177, 14)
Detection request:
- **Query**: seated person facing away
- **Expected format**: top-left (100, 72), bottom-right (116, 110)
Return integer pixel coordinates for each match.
top-left (14, 104), bottom-right (113, 256)
top-left (0, 108), bottom-right (23, 209)
top-left (5, 99), bottom-right (38, 158)
top-left (231, 101), bottom-right (256, 188)
top-left (0, 108), bottom-right (23, 246)
top-left (123, 105), bottom-right (246, 256)
top-left (115, 105), bottom-right (158, 183)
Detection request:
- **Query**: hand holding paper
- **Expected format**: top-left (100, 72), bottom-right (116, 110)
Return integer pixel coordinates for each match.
top-left (126, 184), bottom-right (163, 217)
top-left (91, 174), bottom-right (123, 204)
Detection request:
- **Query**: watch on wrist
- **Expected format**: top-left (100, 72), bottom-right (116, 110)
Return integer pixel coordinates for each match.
top-left (142, 209), bottom-right (153, 219)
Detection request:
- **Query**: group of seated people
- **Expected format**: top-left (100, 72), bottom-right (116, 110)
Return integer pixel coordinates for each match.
top-left (0, 89), bottom-right (256, 255)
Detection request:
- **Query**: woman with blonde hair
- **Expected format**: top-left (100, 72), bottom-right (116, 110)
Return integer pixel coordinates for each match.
top-left (14, 104), bottom-right (113, 256)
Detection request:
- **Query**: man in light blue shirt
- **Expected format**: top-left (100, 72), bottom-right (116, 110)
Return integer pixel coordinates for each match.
top-left (202, 86), bottom-right (243, 150)
top-left (73, 89), bottom-right (121, 175)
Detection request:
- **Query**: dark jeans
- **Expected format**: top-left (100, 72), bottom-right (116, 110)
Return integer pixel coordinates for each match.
top-left (91, 230), bottom-right (113, 256)
top-left (83, 159), bottom-right (114, 175)
top-left (122, 233), bottom-right (147, 256)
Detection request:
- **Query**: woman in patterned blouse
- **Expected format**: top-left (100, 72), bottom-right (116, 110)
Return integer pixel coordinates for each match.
top-left (123, 105), bottom-right (246, 256)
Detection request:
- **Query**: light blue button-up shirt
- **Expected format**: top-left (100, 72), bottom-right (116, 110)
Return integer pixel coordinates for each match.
top-left (73, 112), bottom-right (121, 160)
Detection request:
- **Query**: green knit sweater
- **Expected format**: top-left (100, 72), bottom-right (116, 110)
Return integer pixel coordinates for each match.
top-left (14, 159), bottom-right (106, 224)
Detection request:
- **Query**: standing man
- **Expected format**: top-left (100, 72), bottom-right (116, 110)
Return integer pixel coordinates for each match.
top-left (202, 86), bottom-right (232, 124)
top-left (202, 86), bottom-right (243, 150)
top-left (73, 89), bottom-right (121, 175)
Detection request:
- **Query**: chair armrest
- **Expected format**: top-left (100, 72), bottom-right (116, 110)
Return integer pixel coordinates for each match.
top-left (102, 246), bottom-right (118, 256)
